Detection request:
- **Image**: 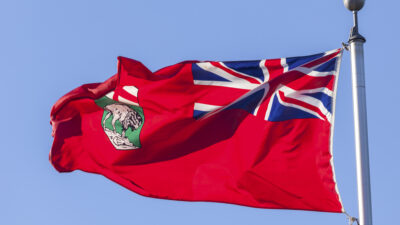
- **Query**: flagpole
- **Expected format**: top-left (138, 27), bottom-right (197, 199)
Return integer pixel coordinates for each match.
top-left (343, 1), bottom-right (373, 225)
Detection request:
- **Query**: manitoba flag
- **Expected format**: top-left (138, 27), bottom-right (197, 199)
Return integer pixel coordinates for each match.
top-left (50, 49), bottom-right (344, 212)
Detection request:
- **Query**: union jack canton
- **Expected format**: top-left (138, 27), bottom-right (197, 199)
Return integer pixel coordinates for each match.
top-left (191, 49), bottom-right (343, 123)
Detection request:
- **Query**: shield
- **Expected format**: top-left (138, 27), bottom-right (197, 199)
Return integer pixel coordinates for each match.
top-left (95, 95), bottom-right (144, 150)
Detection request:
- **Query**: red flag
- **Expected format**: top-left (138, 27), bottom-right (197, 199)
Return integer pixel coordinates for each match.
top-left (50, 49), bottom-right (343, 212)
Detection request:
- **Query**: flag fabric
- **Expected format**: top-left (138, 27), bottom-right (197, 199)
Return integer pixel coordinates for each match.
top-left (50, 49), bottom-right (344, 212)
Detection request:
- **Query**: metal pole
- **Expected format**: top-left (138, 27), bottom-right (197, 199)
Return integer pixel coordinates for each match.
top-left (343, 1), bottom-right (373, 225)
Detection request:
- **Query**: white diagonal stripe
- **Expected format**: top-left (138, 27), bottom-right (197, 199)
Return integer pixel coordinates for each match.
top-left (118, 96), bottom-right (139, 106)
top-left (295, 87), bottom-right (333, 97)
top-left (196, 62), bottom-right (254, 84)
top-left (276, 92), bottom-right (324, 120)
top-left (105, 91), bottom-right (114, 99)
top-left (122, 86), bottom-right (138, 97)
top-left (194, 80), bottom-right (259, 90)
top-left (279, 86), bottom-right (331, 122)
top-left (323, 49), bottom-right (339, 57)
top-left (194, 103), bottom-right (223, 112)
top-left (199, 82), bottom-right (268, 120)
top-left (294, 67), bottom-right (335, 77)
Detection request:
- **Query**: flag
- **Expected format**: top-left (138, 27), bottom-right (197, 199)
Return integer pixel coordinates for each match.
top-left (50, 49), bottom-right (344, 212)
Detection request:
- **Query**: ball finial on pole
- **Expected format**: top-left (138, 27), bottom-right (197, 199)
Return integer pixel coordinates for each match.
top-left (344, 0), bottom-right (365, 11)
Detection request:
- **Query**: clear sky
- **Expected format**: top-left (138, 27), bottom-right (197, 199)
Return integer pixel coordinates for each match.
top-left (1, 0), bottom-right (398, 224)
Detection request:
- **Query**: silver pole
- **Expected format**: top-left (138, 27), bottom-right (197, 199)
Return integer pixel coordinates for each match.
top-left (343, 1), bottom-right (373, 225)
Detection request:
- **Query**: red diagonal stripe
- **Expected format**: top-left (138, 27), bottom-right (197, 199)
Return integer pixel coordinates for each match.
top-left (285, 72), bottom-right (334, 91)
top-left (303, 50), bottom-right (340, 68)
top-left (278, 91), bottom-right (327, 121)
top-left (114, 87), bottom-right (138, 103)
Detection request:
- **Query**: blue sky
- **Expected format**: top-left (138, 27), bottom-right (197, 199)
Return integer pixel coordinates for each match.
top-left (1, 0), bottom-right (398, 224)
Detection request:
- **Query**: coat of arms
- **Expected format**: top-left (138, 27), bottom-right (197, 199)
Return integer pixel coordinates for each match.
top-left (95, 86), bottom-right (144, 150)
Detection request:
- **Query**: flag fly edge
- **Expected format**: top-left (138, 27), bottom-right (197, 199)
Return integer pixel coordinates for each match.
top-left (329, 47), bottom-right (345, 213)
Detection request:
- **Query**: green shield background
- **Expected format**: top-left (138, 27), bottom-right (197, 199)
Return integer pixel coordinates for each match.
top-left (95, 96), bottom-right (144, 148)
